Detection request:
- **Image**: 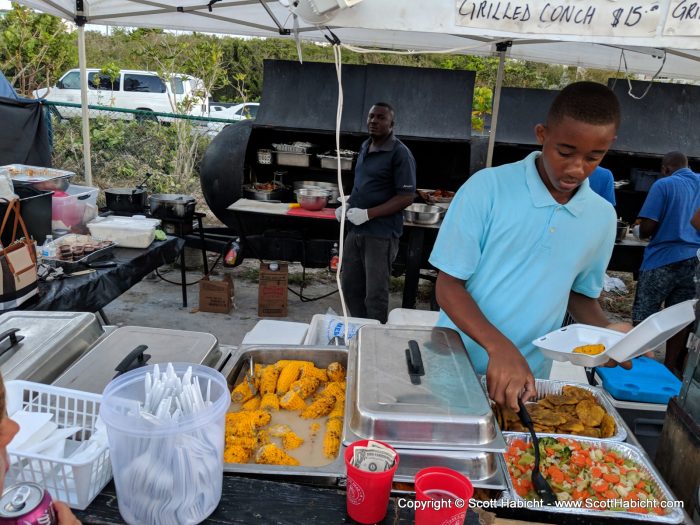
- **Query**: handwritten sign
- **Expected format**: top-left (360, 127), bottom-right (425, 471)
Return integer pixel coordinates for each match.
top-left (455, 0), bottom-right (661, 37)
top-left (663, 0), bottom-right (700, 35)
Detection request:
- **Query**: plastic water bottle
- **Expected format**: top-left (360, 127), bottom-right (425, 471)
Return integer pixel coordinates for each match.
top-left (41, 235), bottom-right (55, 259)
top-left (223, 237), bottom-right (242, 268)
top-left (329, 242), bottom-right (339, 272)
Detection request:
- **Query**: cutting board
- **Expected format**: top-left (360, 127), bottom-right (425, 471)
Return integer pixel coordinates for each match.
top-left (287, 207), bottom-right (336, 219)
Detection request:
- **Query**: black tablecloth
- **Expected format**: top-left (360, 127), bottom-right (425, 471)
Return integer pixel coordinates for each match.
top-left (24, 237), bottom-right (184, 312)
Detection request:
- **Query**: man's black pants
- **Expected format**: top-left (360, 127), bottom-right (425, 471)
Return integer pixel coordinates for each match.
top-left (340, 230), bottom-right (399, 323)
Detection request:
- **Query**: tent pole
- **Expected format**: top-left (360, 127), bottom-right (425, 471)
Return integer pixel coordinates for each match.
top-left (77, 25), bottom-right (93, 186)
top-left (486, 41), bottom-right (511, 168)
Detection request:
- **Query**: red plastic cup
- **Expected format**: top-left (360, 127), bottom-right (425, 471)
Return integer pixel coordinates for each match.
top-left (344, 439), bottom-right (399, 524)
top-left (414, 467), bottom-right (474, 525)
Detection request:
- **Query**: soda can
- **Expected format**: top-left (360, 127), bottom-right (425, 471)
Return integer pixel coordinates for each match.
top-left (0, 482), bottom-right (57, 525)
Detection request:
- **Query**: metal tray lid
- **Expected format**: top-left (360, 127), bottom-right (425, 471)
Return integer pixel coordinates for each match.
top-left (349, 325), bottom-right (505, 451)
top-left (52, 326), bottom-right (220, 393)
top-left (0, 312), bottom-right (103, 379)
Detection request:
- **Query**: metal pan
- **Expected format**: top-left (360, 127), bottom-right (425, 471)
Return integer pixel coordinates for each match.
top-left (480, 377), bottom-right (627, 442)
top-left (501, 433), bottom-right (685, 523)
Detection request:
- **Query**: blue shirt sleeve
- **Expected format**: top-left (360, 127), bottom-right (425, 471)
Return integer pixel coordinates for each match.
top-left (429, 169), bottom-right (493, 280)
top-left (393, 145), bottom-right (417, 195)
top-left (638, 180), bottom-right (667, 221)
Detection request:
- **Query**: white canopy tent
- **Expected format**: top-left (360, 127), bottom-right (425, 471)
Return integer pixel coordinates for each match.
top-left (19, 0), bottom-right (700, 181)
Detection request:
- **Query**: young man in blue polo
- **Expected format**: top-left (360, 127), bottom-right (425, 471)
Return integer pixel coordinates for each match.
top-left (338, 102), bottom-right (416, 323)
top-left (632, 151), bottom-right (700, 375)
top-left (430, 82), bottom-right (631, 411)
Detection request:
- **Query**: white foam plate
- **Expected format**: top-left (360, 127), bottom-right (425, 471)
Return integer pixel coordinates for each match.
top-left (533, 299), bottom-right (697, 367)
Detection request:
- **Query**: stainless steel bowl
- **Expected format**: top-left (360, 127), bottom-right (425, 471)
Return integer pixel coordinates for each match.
top-left (295, 188), bottom-right (330, 211)
top-left (293, 181), bottom-right (340, 203)
top-left (403, 203), bottom-right (445, 225)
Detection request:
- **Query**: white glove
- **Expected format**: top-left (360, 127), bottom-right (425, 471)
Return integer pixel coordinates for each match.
top-left (346, 208), bottom-right (369, 226)
top-left (335, 206), bottom-right (345, 222)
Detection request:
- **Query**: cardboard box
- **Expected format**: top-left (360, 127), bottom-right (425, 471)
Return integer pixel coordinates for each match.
top-left (199, 274), bottom-right (234, 314)
top-left (258, 262), bottom-right (288, 317)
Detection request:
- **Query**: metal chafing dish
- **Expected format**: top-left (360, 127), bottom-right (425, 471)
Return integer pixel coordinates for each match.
top-left (343, 325), bottom-right (508, 489)
top-left (481, 377), bottom-right (628, 442)
top-left (220, 345), bottom-right (348, 484)
top-left (53, 326), bottom-right (222, 393)
top-left (501, 433), bottom-right (685, 524)
top-left (0, 312), bottom-right (103, 384)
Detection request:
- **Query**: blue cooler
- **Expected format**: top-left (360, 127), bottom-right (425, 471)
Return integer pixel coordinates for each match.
top-left (596, 357), bottom-right (681, 459)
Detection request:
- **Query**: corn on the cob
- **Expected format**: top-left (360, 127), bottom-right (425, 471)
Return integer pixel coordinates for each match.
top-left (316, 381), bottom-right (345, 403)
top-left (255, 444), bottom-right (300, 466)
top-left (301, 395), bottom-right (335, 419)
top-left (224, 445), bottom-right (252, 464)
top-left (327, 362), bottom-right (346, 382)
top-left (274, 360), bottom-right (314, 372)
top-left (276, 363), bottom-right (303, 394)
top-left (268, 424), bottom-right (292, 437)
top-left (260, 365), bottom-right (281, 395)
top-left (279, 390), bottom-right (307, 411)
top-left (241, 396), bottom-right (261, 411)
top-left (257, 429), bottom-right (270, 446)
top-left (282, 430), bottom-right (304, 450)
top-left (225, 412), bottom-right (256, 437)
top-left (260, 392), bottom-right (280, 411)
top-left (290, 376), bottom-right (320, 399)
top-left (300, 364), bottom-right (328, 383)
top-left (328, 397), bottom-right (344, 419)
top-left (323, 417), bottom-right (343, 459)
top-left (226, 410), bottom-right (271, 437)
top-left (231, 380), bottom-right (257, 404)
top-left (225, 435), bottom-right (258, 451)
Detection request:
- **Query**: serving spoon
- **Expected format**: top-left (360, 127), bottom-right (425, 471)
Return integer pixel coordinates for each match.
top-left (517, 398), bottom-right (558, 505)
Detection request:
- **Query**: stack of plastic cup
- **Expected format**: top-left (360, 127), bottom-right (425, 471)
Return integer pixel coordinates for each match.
top-left (414, 467), bottom-right (474, 525)
top-left (344, 439), bottom-right (399, 524)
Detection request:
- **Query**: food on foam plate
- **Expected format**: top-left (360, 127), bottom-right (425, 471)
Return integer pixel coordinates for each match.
top-left (492, 385), bottom-right (616, 438)
top-left (225, 360), bottom-right (346, 466)
top-left (505, 437), bottom-right (668, 515)
top-left (573, 344), bottom-right (606, 355)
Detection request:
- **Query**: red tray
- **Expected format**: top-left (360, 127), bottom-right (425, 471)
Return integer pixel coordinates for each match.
top-left (286, 207), bottom-right (336, 219)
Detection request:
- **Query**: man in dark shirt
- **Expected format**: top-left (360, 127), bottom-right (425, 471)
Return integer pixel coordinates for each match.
top-left (338, 102), bottom-right (416, 322)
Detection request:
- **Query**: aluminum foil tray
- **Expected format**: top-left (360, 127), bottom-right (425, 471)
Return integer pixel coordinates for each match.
top-left (501, 433), bottom-right (684, 523)
top-left (3, 164), bottom-right (75, 191)
top-left (480, 377), bottom-right (627, 442)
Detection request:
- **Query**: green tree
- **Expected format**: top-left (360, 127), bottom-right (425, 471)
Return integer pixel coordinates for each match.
top-left (0, 2), bottom-right (76, 96)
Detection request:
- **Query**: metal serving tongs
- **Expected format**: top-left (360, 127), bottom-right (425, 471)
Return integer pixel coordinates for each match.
top-left (245, 355), bottom-right (257, 395)
top-left (517, 398), bottom-right (558, 505)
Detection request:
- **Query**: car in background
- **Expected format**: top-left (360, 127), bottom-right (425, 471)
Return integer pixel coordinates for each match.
top-left (33, 68), bottom-right (209, 121)
top-left (210, 102), bottom-right (259, 121)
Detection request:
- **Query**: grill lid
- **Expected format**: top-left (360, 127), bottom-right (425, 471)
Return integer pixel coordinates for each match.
top-left (348, 325), bottom-right (505, 451)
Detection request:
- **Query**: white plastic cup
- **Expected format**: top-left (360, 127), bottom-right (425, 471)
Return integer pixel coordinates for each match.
top-left (100, 363), bottom-right (228, 525)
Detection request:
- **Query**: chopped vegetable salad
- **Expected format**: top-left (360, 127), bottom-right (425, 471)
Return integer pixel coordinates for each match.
top-left (505, 437), bottom-right (668, 515)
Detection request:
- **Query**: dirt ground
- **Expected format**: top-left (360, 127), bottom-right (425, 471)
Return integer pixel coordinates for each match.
top-left (101, 253), bottom-right (635, 349)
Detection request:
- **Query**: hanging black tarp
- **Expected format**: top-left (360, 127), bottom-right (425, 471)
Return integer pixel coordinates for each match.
top-left (0, 96), bottom-right (51, 166)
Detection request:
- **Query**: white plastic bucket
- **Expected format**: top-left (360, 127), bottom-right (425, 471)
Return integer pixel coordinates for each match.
top-left (100, 363), bottom-right (228, 525)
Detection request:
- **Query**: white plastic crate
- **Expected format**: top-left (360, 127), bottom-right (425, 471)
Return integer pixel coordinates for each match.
top-left (5, 380), bottom-right (112, 510)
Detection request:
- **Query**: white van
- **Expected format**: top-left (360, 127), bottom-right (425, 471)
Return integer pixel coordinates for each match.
top-left (34, 68), bottom-right (209, 120)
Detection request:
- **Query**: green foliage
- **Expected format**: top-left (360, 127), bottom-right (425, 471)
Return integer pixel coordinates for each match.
top-left (471, 86), bottom-right (493, 132)
top-left (0, 2), bottom-right (76, 96)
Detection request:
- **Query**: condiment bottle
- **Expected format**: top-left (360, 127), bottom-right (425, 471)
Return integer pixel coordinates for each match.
top-left (329, 242), bottom-right (339, 272)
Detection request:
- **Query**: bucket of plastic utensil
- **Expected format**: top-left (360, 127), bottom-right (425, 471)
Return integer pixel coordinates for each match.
top-left (100, 363), bottom-right (228, 525)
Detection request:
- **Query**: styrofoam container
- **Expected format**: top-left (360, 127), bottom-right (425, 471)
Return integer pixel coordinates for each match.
top-left (534, 299), bottom-right (697, 367)
top-left (303, 314), bottom-right (379, 345)
top-left (87, 216), bottom-right (160, 248)
top-left (386, 308), bottom-right (439, 327)
top-left (241, 320), bottom-right (309, 345)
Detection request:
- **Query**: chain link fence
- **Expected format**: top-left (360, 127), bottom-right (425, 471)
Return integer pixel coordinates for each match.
top-left (45, 101), bottom-right (237, 198)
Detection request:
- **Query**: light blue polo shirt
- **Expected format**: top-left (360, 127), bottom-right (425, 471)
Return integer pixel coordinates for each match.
top-left (638, 167), bottom-right (700, 271)
top-left (429, 152), bottom-right (617, 378)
